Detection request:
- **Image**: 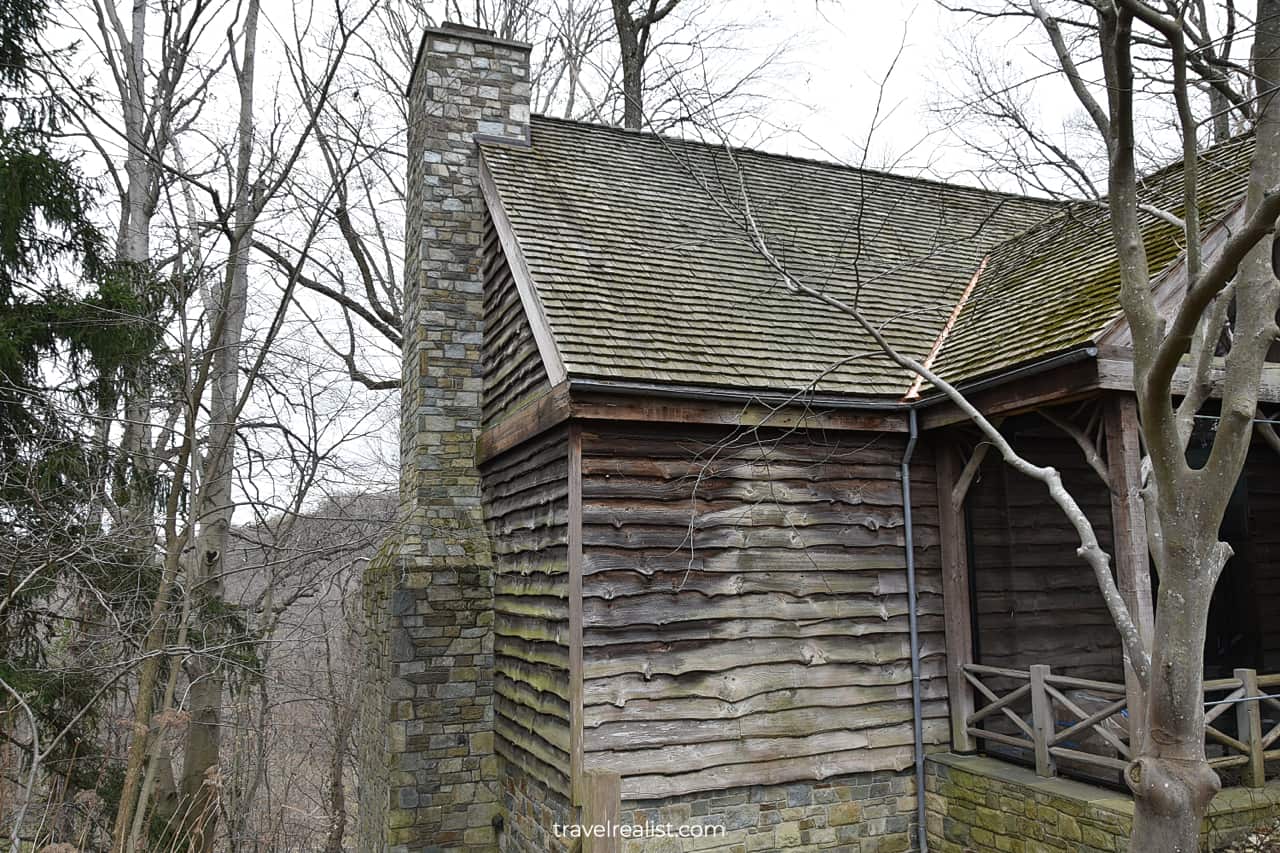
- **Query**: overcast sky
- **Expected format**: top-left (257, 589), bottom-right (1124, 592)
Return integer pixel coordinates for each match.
top-left (666, 0), bottom-right (1090, 193)
top-left (745, 2), bottom-right (963, 161)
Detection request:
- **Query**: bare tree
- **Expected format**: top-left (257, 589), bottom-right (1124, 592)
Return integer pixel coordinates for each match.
top-left (926, 1), bottom-right (1280, 846)
top-left (647, 2), bottom-right (1280, 847)
top-left (1091, 3), bottom-right (1280, 844)
top-left (24, 1), bottom-right (383, 850)
top-left (935, 0), bottom-right (1255, 197)
top-left (609, 0), bottom-right (681, 128)
top-left (262, 0), bottom-right (787, 398)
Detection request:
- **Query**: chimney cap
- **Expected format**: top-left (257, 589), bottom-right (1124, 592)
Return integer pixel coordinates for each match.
top-left (440, 21), bottom-right (495, 37)
top-left (419, 22), bottom-right (532, 52)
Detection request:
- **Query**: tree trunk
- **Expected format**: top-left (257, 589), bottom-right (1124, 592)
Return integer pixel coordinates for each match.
top-left (1127, 548), bottom-right (1223, 852)
top-left (177, 3), bottom-right (259, 848)
top-left (609, 0), bottom-right (645, 129)
top-left (109, 1), bottom-right (165, 834)
top-left (1208, 86), bottom-right (1230, 144)
top-left (621, 47), bottom-right (643, 129)
top-left (323, 702), bottom-right (357, 853)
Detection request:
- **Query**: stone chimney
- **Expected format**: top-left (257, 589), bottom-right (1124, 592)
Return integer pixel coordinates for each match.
top-left (364, 23), bottom-right (531, 853)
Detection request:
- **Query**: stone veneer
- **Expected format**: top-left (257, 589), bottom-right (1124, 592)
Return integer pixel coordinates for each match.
top-left (357, 542), bottom-right (395, 849)
top-left (613, 772), bottom-right (919, 853)
top-left (358, 22), bottom-right (532, 852)
top-left (497, 760), bottom-right (575, 852)
top-left (926, 752), bottom-right (1280, 852)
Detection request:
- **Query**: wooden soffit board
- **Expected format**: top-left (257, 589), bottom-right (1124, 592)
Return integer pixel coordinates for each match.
top-left (476, 382), bottom-right (910, 464)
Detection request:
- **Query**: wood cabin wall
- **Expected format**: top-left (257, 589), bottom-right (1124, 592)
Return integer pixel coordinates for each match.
top-left (576, 422), bottom-right (949, 800)
top-left (481, 216), bottom-right (550, 429)
top-left (965, 424), bottom-right (1124, 683)
top-left (480, 426), bottom-right (572, 798)
top-left (1246, 441), bottom-right (1280, 670)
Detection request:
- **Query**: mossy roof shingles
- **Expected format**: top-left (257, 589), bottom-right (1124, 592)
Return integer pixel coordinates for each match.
top-left (480, 116), bottom-right (1061, 397)
top-left (481, 117), bottom-right (1254, 398)
top-left (933, 135), bottom-right (1254, 382)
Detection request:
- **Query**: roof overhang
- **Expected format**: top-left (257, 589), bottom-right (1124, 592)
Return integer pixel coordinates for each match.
top-left (478, 152), bottom-right (567, 386)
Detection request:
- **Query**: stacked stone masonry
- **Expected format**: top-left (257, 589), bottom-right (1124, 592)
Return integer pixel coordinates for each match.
top-left (926, 753), bottom-right (1280, 852)
top-left (498, 759), bottom-right (575, 852)
top-left (356, 542), bottom-right (395, 850)
top-left (359, 22), bottom-right (533, 853)
top-left (612, 772), bottom-right (919, 853)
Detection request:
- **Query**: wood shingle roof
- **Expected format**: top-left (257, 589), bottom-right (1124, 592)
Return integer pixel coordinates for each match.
top-left (935, 134), bottom-right (1254, 382)
top-left (479, 117), bottom-right (1253, 399)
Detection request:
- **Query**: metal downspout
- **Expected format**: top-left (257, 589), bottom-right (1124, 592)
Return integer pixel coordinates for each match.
top-left (901, 408), bottom-right (928, 852)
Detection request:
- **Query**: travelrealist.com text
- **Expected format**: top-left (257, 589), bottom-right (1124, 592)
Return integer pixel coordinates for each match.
top-left (552, 822), bottom-right (727, 840)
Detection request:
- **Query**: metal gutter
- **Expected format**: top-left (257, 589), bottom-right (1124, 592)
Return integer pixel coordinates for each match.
top-left (909, 346), bottom-right (1098, 407)
top-left (900, 408), bottom-right (928, 853)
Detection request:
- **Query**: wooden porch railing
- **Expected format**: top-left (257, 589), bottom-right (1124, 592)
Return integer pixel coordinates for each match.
top-left (962, 663), bottom-right (1280, 786)
top-left (1203, 670), bottom-right (1280, 786)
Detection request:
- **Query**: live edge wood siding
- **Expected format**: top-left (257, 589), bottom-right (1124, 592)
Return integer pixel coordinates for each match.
top-left (481, 215), bottom-right (550, 430)
top-left (478, 237), bottom-right (955, 798)
top-left (481, 426), bottom-right (572, 798)
top-left (577, 423), bottom-right (949, 800)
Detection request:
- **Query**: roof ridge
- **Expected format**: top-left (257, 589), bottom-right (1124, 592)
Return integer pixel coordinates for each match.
top-left (931, 130), bottom-right (1254, 383)
top-left (1136, 129), bottom-right (1255, 188)
top-left (526, 113), bottom-right (1068, 209)
top-left (982, 131), bottom-right (1257, 262)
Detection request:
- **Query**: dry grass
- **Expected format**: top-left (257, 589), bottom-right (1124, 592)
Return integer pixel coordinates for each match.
top-left (1220, 820), bottom-right (1280, 852)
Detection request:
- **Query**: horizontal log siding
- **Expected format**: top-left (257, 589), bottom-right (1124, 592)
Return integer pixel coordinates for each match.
top-left (1246, 443), bottom-right (1280, 668)
top-left (967, 429), bottom-right (1124, 683)
top-left (578, 424), bottom-right (946, 799)
top-left (481, 217), bottom-right (549, 428)
top-left (481, 426), bottom-right (571, 797)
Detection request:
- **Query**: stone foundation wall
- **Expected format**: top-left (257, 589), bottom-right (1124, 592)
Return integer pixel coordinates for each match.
top-left (612, 771), bottom-right (919, 853)
top-left (497, 758), bottom-right (576, 852)
top-left (925, 752), bottom-right (1280, 852)
top-left (355, 543), bottom-right (395, 850)
top-left (925, 755), bottom-right (1128, 852)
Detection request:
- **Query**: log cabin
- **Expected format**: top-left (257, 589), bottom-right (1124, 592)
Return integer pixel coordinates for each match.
top-left (355, 22), bottom-right (1280, 853)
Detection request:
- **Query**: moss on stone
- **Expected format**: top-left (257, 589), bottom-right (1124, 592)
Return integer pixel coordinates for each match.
top-left (927, 754), bottom-right (1280, 853)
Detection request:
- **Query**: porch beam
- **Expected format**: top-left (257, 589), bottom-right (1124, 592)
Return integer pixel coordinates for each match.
top-left (950, 418), bottom-right (1004, 510)
top-left (1103, 393), bottom-right (1155, 751)
top-left (936, 439), bottom-right (976, 752)
top-left (1096, 349), bottom-right (1280, 404)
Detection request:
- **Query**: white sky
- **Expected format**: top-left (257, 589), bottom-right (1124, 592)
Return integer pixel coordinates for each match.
top-left (705, 1), bottom-right (1078, 188)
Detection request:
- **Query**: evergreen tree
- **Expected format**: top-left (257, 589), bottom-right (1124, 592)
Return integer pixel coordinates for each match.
top-left (0, 0), bottom-right (163, 830)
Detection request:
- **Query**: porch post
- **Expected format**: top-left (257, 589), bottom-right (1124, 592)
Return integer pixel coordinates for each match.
top-left (583, 770), bottom-right (622, 853)
top-left (936, 439), bottom-right (976, 752)
top-left (1104, 394), bottom-right (1155, 752)
top-left (1030, 664), bottom-right (1057, 778)
top-left (1235, 668), bottom-right (1265, 788)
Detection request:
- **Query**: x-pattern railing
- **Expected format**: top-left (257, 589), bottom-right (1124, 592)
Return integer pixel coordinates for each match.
top-left (962, 663), bottom-right (1280, 786)
top-left (1202, 671), bottom-right (1280, 786)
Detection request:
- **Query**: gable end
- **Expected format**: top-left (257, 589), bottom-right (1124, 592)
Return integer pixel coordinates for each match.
top-left (483, 214), bottom-right (553, 427)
